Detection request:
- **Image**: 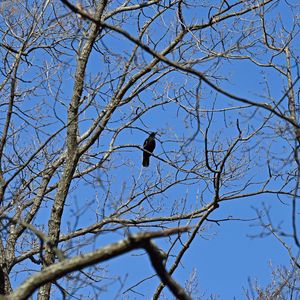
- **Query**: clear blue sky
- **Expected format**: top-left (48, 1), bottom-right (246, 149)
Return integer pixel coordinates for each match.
top-left (8, 1), bottom-right (299, 299)
top-left (59, 2), bottom-right (299, 299)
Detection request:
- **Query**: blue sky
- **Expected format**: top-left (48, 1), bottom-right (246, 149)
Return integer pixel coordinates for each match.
top-left (3, 1), bottom-right (300, 299)
top-left (58, 2), bottom-right (299, 299)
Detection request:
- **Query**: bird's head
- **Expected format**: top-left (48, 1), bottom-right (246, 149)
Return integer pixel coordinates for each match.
top-left (150, 132), bottom-right (157, 137)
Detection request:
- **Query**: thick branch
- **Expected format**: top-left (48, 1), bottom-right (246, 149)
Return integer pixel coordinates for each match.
top-left (145, 240), bottom-right (192, 300)
top-left (7, 228), bottom-right (189, 300)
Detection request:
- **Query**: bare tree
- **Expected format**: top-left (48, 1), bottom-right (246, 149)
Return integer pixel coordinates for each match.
top-left (0, 0), bottom-right (299, 299)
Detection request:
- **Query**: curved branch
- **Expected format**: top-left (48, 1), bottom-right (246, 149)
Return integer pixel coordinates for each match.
top-left (7, 227), bottom-right (189, 300)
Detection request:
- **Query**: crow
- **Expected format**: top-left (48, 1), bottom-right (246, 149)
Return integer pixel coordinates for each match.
top-left (142, 132), bottom-right (156, 167)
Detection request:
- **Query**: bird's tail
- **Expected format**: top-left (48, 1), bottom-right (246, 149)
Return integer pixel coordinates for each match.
top-left (142, 155), bottom-right (150, 167)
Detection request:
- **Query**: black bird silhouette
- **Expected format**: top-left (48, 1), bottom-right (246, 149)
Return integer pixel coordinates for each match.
top-left (142, 132), bottom-right (156, 167)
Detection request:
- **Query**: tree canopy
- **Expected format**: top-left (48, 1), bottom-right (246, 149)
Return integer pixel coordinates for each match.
top-left (0, 0), bottom-right (299, 299)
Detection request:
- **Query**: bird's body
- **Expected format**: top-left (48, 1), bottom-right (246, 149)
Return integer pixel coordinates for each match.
top-left (142, 132), bottom-right (156, 167)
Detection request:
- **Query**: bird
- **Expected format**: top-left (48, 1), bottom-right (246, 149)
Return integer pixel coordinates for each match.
top-left (142, 132), bottom-right (156, 167)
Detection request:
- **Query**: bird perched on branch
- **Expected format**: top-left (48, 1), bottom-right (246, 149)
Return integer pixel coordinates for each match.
top-left (142, 132), bottom-right (156, 167)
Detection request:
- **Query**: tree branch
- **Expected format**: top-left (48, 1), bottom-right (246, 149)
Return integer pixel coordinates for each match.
top-left (7, 227), bottom-right (189, 300)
